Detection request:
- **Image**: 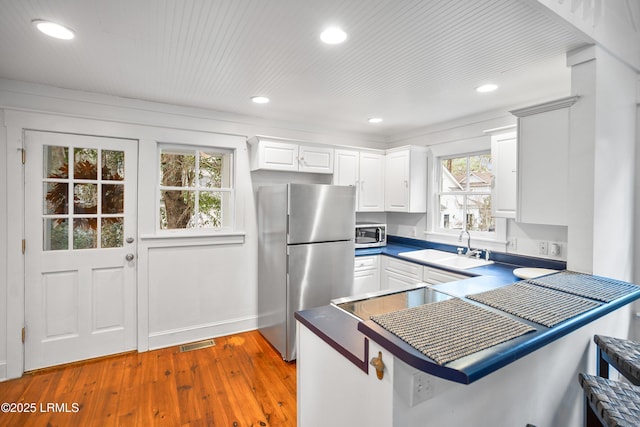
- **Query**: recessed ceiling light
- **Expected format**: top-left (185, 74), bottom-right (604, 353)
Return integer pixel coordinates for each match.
top-left (32, 19), bottom-right (75, 40)
top-left (476, 83), bottom-right (498, 93)
top-left (368, 117), bottom-right (383, 124)
top-left (320, 27), bottom-right (347, 45)
top-left (251, 96), bottom-right (270, 104)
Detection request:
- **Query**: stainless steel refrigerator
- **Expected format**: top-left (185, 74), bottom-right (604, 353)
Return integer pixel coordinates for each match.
top-left (257, 183), bottom-right (356, 361)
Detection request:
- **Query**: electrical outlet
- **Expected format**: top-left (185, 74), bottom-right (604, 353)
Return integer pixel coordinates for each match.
top-left (549, 242), bottom-right (562, 257)
top-left (508, 238), bottom-right (517, 250)
top-left (411, 371), bottom-right (434, 406)
top-left (538, 241), bottom-right (548, 255)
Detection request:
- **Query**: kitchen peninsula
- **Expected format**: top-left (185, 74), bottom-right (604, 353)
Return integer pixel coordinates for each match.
top-left (295, 247), bottom-right (640, 427)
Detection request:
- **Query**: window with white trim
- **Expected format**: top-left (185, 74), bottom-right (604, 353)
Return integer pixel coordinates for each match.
top-left (437, 151), bottom-right (495, 235)
top-left (159, 146), bottom-right (234, 230)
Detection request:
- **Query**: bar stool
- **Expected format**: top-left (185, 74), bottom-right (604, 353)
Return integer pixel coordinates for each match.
top-left (594, 335), bottom-right (640, 385)
top-left (579, 373), bottom-right (640, 427)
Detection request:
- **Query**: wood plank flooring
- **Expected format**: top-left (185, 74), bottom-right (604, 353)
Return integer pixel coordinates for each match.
top-left (0, 330), bottom-right (297, 427)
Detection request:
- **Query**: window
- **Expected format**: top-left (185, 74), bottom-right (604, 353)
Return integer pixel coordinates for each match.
top-left (159, 146), bottom-right (234, 230)
top-left (437, 152), bottom-right (494, 234)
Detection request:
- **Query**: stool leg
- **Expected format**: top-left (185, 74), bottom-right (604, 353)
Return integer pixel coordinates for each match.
top-left (597, 347), bottom-right (609, 379)
top-left (585, 396), bottom-right (603, 427)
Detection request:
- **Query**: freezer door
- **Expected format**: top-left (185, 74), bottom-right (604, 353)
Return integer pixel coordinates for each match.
top-left (286, 240), bottom-right (355, 360)
top-left (288, 184), bottom-right (356, 244)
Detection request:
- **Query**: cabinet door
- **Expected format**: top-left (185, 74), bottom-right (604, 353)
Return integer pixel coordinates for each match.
top-left (258, 140), bottom-right (299, 171)
top-left (358, 152), bottom-right (385, 212)
top-left (299, 145), bottom-right (334, 174)
top-left (353, 269), bottom-right (380, 296)
top-left (517, 108), bottom-right (569, 225)
top-left (384, 150), bottom-right (410, 211)
top-left (381, 270), bottom-right (422, 290)
top-left (334, 149), bottom-right (359, 189)
top-left (423, 266), bottom-right (468, 285)
top-left (491, 132), bottom-right (517, 218)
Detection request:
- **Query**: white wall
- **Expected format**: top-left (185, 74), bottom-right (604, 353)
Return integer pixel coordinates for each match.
top-left (0, 110), bottom-right (7, 380)
top-left (0, 79), bottom-right (380, 379)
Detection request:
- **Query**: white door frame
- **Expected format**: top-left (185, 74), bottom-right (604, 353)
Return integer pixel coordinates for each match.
top-left (3, 110), bottom-right (147, 379)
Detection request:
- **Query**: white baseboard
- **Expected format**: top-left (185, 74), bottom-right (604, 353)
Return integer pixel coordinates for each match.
top-left (147, 315), bottom-right (258, 350)
top-left (0, 360), bottom-right (7, 382)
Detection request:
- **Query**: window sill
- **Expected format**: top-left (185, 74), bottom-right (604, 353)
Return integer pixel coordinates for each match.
top-left (139, 231), bottom-right (245, 248)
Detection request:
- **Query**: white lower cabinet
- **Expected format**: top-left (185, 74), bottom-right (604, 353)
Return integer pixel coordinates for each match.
top-left (423, 266), bottom-right (468, 285)
top-left (353, 255), bottom-right (380, 295)
top-left (380, 256), bottom-right (423, 290)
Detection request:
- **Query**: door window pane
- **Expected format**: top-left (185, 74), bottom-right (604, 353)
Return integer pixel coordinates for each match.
top-left (44, 182), bottom-right (68, 214)
top-left (102, 184), bottom-right (124, 214)
top-left (101, 218), bottom-right (124, 248)
top-left (102, 150), bottom-right (125, 180)
top-left (44, 146), bottom-right (68, 178)
top-left (74, 148), bottom-right (98, 179)
top-left (73, 218), bottom-right (97, 249)
top-left (74, 183), bottom-right (98, 214)
top-left (44, 219), bottom-right (68, 250)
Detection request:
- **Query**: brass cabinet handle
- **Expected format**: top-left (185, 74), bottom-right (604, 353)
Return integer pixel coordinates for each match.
top-left (370, 351), bottom-right (385, 380)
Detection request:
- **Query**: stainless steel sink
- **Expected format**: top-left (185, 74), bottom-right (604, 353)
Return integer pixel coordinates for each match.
top-left (398, 249), bottom-right (494, 270)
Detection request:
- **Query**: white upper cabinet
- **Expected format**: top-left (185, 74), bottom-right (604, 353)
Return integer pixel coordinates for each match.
top-left (510, 96), bottom-right (578, 226)
top-left (490, 130), bottom-right (517, 218)
top-left (248, 136), bottom-right (333, 174)
top-left (334, 148), bottom-right (385, 212)
top-left (384, 146), bottom-right (428, 212)
top-left (298, 144), bottom-right (334, 173)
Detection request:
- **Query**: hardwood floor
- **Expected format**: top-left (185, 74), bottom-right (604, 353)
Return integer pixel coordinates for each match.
top-left (0, 330), bottom-right (297, 427)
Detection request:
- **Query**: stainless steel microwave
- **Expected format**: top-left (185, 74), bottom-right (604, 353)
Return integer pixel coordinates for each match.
top-left (355, 223), bottom-right (387, 248)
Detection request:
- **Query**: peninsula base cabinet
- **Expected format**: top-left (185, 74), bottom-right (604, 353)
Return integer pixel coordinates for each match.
top-left (297, 301), bottom-right (630, 427)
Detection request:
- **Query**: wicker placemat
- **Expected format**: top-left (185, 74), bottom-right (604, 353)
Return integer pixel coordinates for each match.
top-left (370, 298), bottom-right (535, 365)
top-left (467, 282), bottom-right (601, 327)
top-left (528, 270), bottom-right (639, 302)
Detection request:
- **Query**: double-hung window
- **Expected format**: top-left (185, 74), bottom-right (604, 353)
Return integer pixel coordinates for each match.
top-left (437, 152), bottom-right (494, 235)
top-left (159, 146), bottom-right (234, 230)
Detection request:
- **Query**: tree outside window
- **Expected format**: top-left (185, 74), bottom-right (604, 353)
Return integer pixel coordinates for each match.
top-left (159, 147), bottom-right (234, 230)
top-left (438, 153), bottom-right (494, 233)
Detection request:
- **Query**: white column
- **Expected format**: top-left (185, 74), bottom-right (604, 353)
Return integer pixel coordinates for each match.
top-left (567, 45), bottom-right (638, 281)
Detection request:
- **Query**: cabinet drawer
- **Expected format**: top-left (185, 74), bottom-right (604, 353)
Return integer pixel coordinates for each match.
top-left (354, 255), bottom-right (378, 271)
top-left (423, 266), bottom-right (468, 285)
top-left (383, 256), bottom-right (422, 281)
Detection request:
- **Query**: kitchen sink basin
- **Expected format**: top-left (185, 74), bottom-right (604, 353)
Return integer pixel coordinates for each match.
top-left (398, 249), bottom-right (494, 270)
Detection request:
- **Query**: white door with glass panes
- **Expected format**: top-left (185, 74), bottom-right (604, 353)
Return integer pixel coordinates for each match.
top-left (24, 131), bottom-right (138, 370)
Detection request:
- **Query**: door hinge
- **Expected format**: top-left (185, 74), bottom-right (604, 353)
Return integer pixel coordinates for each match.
top-left (20, 148), bottom-right (25, 164)
top-left (22, 239), bottom-right (26, 254)
top-left (21, 327), bottom-right (25, 343)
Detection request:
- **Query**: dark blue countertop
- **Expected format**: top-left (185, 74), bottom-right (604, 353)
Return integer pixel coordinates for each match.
top-left (295, 236), bottom-right (640, 385)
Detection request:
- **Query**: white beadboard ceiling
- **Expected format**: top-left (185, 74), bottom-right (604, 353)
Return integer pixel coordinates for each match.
top-left (0, 0), bottom-right (592, 137)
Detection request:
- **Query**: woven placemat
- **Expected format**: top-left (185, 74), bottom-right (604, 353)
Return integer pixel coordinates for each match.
top-left (370, 298), bottom-right (535, 365)
top-left (467, 282), bottom-right (601, 327)
top-left (528, 270), bottom-right (639, 303)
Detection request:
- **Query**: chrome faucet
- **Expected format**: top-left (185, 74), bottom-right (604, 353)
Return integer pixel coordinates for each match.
top-left (458, 229), bottom-right (482, 258)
